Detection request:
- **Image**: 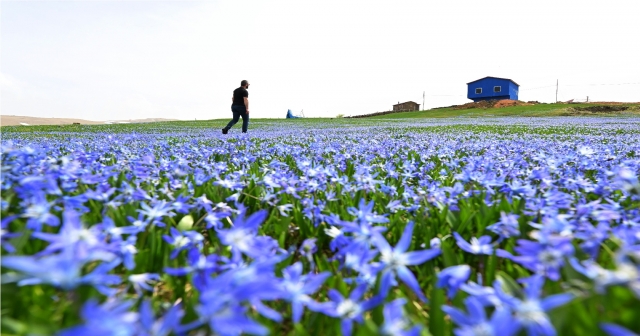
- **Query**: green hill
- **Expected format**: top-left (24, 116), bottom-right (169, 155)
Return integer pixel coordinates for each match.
top-left (363, 102), bottom-right (640, 119)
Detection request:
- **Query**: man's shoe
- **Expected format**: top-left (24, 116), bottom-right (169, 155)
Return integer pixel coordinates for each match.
top-left (222, 128), bottom-right (228, 134)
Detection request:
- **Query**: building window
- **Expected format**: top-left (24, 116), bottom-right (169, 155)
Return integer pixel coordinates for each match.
top-left (475, 88), bottom-right (482, 94)
top-left (494, 86), bottom-right (501, 92)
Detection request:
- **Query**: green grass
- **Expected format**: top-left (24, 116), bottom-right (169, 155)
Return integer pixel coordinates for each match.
top-left (3, 103), bottom-right (640, 135)
top-left (367, 102), bottom-right (640, 119)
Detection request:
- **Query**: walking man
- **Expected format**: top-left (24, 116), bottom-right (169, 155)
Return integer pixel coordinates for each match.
top-left (222, 80), bottom-right (250, 134)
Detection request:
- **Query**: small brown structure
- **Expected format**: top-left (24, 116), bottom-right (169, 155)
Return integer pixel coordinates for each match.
top-left (393, 101), bottom-right (420, 112)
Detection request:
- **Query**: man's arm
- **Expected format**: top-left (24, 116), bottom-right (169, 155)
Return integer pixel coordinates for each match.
top-left (244, 97), bottom-right (249, 114)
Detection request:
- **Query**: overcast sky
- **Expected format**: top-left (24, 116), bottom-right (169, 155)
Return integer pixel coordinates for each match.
top-left (2, 0), bottom-right (639, 120)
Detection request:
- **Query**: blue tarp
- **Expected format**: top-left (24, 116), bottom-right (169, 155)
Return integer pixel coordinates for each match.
top-left (286, 109), bottom-right (301, 119)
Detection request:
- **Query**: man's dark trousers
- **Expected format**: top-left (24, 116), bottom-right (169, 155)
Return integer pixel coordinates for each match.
top-left (224, 104), bottom-right (249, 133)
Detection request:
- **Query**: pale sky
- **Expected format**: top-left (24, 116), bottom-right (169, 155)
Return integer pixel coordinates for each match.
top-left (2, 0), bottom-right (639, 120)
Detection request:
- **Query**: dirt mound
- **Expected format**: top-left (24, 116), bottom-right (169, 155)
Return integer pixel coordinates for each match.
top-left (587, 102), bottom-right (629, 105)
top-left (494, 99), bottom-right (531, 108)
top-left (571, 105), bottom-right (629, 112)
top-left (452, 99), bottom-right (533, 110)
top-left (452, 100), bottom-right (496, 110)
top-left (560, 105), bottom-right (640, 116)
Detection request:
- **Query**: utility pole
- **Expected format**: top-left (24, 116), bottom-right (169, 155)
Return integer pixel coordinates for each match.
top-left (422, 91), bottom-right (425, 111)
top-left (555, 79), bottom-right (558, 103)
top-left (586, 96), bottom-right (589, 103)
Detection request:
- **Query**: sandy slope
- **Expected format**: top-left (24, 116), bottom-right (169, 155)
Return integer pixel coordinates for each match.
top-left (0, 115), bottom-right (179, 126)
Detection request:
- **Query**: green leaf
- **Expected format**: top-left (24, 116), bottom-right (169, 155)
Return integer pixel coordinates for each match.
top-left (485, 253), bottom-right (497, 285)
top-left (429, 277), bottom-right (447, 336)
top-left (1, 316), bottom-right (28, 334)
top-left (441, 241), bottom-right (458, 267)
top-left (496, 271), bottom-right (523, 298)
top-left (177, 215), bottom-right (194, 231)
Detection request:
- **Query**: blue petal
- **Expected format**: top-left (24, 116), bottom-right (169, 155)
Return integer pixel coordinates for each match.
top-left (372, 232), bottom-right (393, 255)
top-left (465, 297), bottom-right (487, 322)
top-left (139, 300), bottom-right (154, 330)
top-left (404, 248), bottom-right (440, 265)
top-left (284, 262), bottom-right (303, 280)
top-left (541, 293), bottom-right (573, 311)
top-left (292, 301), bottom-right (304, 323)
top-left (478, 235), bottom-right (493, 244)
top-left (523, 275), bottom-right (544, 299)
top-left (350, 284), bottom-right (367, 301)
top-left (532, 317), bottom-right (557, 336)
top-left (600, 323), bottom-right (639, 336)
top-left (397, 266), bottom-right (426, 302)
top-left (441, 305), bottom-right (471, 326)
top-left (252, 300), bottom-right (282, 322)
top-left (328, 289), bottom-right (344, 303)
top-left (380, 271), bottom-right (393, 298)
top-left (453, 232), bottom-right (470, 251)
top-left (341, 319), bottom-right (353, 336)
top-left (302, 272), bottom-right (331, 293)
top-left (490, 308), bottom-right (521, 336)
top-left (244, 210), bottom-right (268, 230)
top-left (362, 294), bottom-right (384, 311)
top-left (496, 249), bottom-right (514, 259)
top-left (395, 221), bottom-right (415, 253)
top-left (1, 256), bottom-right (41, 274)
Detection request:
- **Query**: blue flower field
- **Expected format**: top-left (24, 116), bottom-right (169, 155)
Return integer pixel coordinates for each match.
top-left (2, 117), bottom-right (640, 335)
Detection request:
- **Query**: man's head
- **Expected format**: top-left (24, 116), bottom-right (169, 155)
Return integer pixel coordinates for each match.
top-left (241, 80), bottom-right (250, 89)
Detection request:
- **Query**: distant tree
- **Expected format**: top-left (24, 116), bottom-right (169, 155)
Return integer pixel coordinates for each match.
top-left (336, 114), bottom-right (345, 118)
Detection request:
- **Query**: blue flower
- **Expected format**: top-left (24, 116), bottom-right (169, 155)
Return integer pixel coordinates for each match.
top-left (574, 222), bottom-right (609, 258)
top-left (494, 275), bottom-right (574, 336)
top-left (139, 300), bottom-right (196, 336)
top-left (137, 200), bottom-right (175, 227)
top-left (163, 227), bottom-right (204, 259)
top-left (31, 209), bottom-right (108, 260)
top-left (217, 209), bottom-right (269, 259)
top-left (203, 209), bottom-right (231, 230)
top-left (453, 232), bottom-right (494, 255)
top-left (380, 299), bottom-right (421, 336)
top-left (486, 212), bottom-right (521, 240)
top-left (128, 273), bottom-right (160, 296)
top-left (2, 248), bottom-right (121, 294)
top-left (437, 265), bottom-right (471, 299)
top-left (373, 221), bottom-right (441, 302)
top-left (497, 235), bottom-right (573, 281)
top-left (280, 262), bottom-right (330, 322)
top-left (195, 259), bottom-right (285, 335)
top-left (20, 192), bottom-right (60, 231)
top-left (126, 213), bottom-right (148, 232)
top-left (386, 199), bottom-right (405, 213)
top-left (299, 238), bottom-right (318, 265)
top-left (319, 285), bottom-right (384, 336)
top-left (442, 296), bottom-right (519, 336)
top-left (58, 299), bottom-right (139, 336)
top-left (1, 214), bottom-right (20, 253)
top-left (96, 216), bottom-right (140, 241)
top-left (460, 280), bottom-right (503, 308)
top-left (165, 248), bottom-right (218, 291)
top-left (617, 166), bottom-right (640, 196)
top-left (277, 203), bottom-right (294, 216)
top-left (171, 194), bottom-right (194, 214)
top-left (337, 219), bottom-right (388, 253)
top-left (347, 199), bottom-right (389, 225)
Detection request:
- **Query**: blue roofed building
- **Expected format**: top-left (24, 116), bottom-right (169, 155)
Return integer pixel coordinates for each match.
top-left (467, 76), bottom-right (519, 102)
